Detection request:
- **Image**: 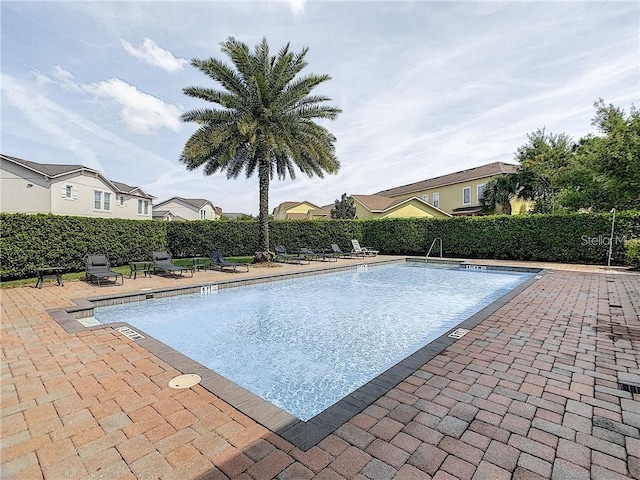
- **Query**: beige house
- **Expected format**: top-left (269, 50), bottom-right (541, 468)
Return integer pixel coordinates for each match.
top-left (272, 201), bottom-right (330, 220)
top-left (152, 197), bottom-right (221, 221)
top-left (375, 162), bottom-right (529, 215)
top-left (0, 154), bottom-right (154, 219)
top-left (352, 195), bottom-right (451, 219)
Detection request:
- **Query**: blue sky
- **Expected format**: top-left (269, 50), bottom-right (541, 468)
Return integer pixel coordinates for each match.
top-left (2, 1), bottom-right (638, 215)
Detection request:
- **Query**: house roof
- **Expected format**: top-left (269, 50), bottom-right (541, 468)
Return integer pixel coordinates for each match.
top-left (154, 197), bottom-right (215, 210)
top-left (112, 181), bottom-right (137, 193)
top-left (352, 194), bottom-right (408, 212)
top-left (2, 154), bottom-right (153, 198)
top-left (2, 154), bottom-right (92, 178)
top-left (275, 201), bottom-right (299, 212)
top-left (273, 200), bottom-right (321, 215)
top-left (375, 162), bottom-right (519, 197)
top-left (353, 194), bottom-right (451, 216)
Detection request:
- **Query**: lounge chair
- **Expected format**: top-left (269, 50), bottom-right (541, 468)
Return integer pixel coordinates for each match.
top-left (274, 245), bottom-right (310, 264)
top-left (300, 247), bottom-right (337, 262)
top-left (152, 251), bottom-right (193, 277)
top-left (208, 250), bottom-right (249, 273)
top-left (330, 244), bottom-right (352, 259)
top-left (351, 239), bottom-right (379, 258)
top-left (85, 254), bottom-right (124, 286)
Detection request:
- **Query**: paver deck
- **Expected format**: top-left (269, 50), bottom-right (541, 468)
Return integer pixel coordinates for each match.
top-left (1, 257), bottom-right (639, 480)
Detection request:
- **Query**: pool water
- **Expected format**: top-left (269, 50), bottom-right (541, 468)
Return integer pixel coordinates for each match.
top-left (95, 263), bottom-right (532, 420)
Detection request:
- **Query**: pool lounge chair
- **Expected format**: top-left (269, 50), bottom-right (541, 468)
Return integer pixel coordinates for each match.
top-left (330, 243), bottom-right (353, 259)
top-left (351, 239), bottom-right (379, 258)
top-left (152, 251), bottom-right (193, 278)
top-left (274, 245), bottom-right (310, 265)
top-left (300, 247), bottom-right (337, 262)
top-left (85, 254), bottom-right (124, 286)
top-left (208, 250), bottom-right (249, 273)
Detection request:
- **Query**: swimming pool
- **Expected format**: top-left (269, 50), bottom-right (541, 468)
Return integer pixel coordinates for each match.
top-left (95, 262), bottom-right (534, 421)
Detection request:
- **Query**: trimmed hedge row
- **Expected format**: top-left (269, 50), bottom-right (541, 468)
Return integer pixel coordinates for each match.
top-left (165, 219), bottom-right (366, 257)
top-left (1, 211), bottom-right (638, 280)
top-left (0, 214), bottom-right (167, 279)
top-left (362, 212), bottom-right (640, 264)
top-left (626, 239), bottom-right (640, 268)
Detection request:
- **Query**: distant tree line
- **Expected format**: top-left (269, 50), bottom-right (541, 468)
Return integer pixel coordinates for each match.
top-left (481, 99), bottom-right (639, 214)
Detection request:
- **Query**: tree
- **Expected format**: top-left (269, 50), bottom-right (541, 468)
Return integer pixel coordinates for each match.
top-left (180, 37), bottom-right (341, 259)
top-left (560, 100), bottom-right (640, 212)
top-left (331, 193), bottom-right (356, 219)
top-left (515, 128), bottom-right (574, 213)
top-left (480, 174), bottom-right (519, 215)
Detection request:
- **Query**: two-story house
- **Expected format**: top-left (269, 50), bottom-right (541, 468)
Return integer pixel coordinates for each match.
top-left (0, 154), bottom-right (154, 219)
top-left (375, 162), bottom-right (529, 215)
top-left (152, 197), bottom-right (221, 221)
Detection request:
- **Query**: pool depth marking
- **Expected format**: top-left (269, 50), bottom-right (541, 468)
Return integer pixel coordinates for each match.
top-left (448, 328), bottom-right (470, 339)
top-left (115, 326), bottom-right (145, 340)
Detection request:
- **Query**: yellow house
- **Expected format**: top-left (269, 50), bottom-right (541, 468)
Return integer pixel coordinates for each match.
top-left (352, 195), bottom-right (451, 219)
top-left (375, 162), bottom-right (530, 215)
top-left (272, 201), bottom-right (326, 220)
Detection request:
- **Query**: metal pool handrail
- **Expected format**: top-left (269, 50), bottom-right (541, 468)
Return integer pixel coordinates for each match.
top-left (426, 237), bottom-right (443, 262)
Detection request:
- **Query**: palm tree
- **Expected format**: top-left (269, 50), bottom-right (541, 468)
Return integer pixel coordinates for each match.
top-left (180, 37), bottom-right (341, 260)
top-left (480, 173), bottom-right (519, 215)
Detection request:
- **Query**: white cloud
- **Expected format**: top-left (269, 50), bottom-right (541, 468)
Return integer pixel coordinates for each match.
top-left (31, 70), bottom-right (53, 88)
top-left (2, 72), bottom-right (189, 189)
top-left (86, 78), bottom-right (183, 135)
top-left (121, 38), bottom-right (187, 72)
top-left (2, 74), bottom-right (104, 171)
top-left (52, 66), bottom-right (183, 135)
top-left (287, 0), bottom-right (305, 16)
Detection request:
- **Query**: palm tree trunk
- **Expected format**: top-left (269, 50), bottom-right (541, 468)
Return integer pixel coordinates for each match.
top-left (258, 160), bottom-right (270, 253)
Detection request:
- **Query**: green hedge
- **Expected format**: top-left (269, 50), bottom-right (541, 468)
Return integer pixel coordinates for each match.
top-left (0, 214), bottom-right (167, 279)
top-left (1, 211), bottom-right (638, 280)
top-left (626, 239), bottom-right (640, 268)
top-left (165, 219), bottom-right (367, 257)
top-left (362, 212), bottom-right (639, 264)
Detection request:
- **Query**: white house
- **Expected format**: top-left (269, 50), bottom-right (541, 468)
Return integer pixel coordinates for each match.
top-left (152, 197), bottom-right (221, 221)
top-left (0, 154), bottom-right (154, 219)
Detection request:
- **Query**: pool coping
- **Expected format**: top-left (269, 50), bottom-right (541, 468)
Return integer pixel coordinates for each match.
top-left (47, 258), bottom-right (544, 451)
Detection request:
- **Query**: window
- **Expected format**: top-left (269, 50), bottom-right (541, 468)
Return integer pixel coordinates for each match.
top-left (433, 192), bottom-right (440, 208)
top-left (463, 187), bottom-right (471, 205)
top-left (477, 184), bottom-right (486, 203)
top-left (119, 196), bottom-right (125, 206)
top-left (422, 194), bottom-right (429, 203)
top-left (94, 191), bottom-right (102, 210)
top-left (200, 209), bottom-right (206, 220)
top-left (138, 199), bottom-right (149, 215)
top-left (65, 185), bottom-right (72, 198)
top-left (103, 192), bottom-right (111, 210)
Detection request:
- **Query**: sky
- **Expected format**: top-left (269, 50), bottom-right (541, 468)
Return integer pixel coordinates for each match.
top-left (2, 1), bottom-right (638, 215)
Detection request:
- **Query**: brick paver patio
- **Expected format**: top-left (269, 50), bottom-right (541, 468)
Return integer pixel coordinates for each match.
top-left (1, 258), bottom-right (639, 479)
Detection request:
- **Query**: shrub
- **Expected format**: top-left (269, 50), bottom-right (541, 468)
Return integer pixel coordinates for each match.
top-left (1, 211), bottom-right (638, 280)
top-left (0, 214), bottom-right (167, 279)
top-left (625, 239), bottom-right (640, 268)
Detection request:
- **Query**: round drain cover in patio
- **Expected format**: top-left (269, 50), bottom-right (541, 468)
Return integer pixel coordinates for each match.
top-left (168, 374), bottom-right (201, 389)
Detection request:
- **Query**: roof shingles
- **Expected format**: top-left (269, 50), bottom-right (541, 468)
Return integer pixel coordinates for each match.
top-left (2, 154), bottom-right (152, 198)
top-left (375, 162), bottom-right (518, 197)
